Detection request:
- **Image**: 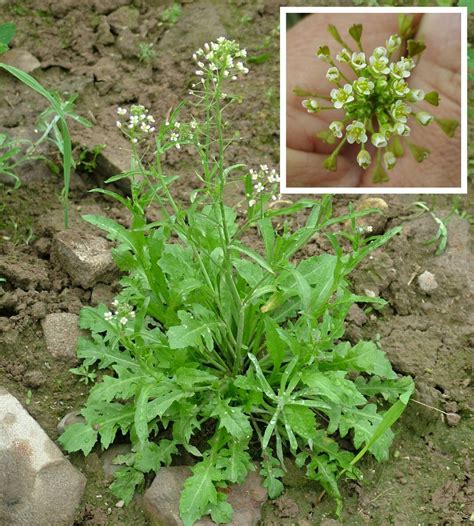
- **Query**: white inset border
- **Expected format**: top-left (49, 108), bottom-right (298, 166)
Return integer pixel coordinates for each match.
top-left (280, 6), bottom-right (468, 194)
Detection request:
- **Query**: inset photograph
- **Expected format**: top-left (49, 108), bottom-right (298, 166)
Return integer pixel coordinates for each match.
top-left (281, 8), bottom-right (467, 193)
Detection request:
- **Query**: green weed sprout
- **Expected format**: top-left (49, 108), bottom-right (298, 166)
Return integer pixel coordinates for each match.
top-left (295, 16), bottom-right (459, 182)
top-left (0, 22), bottom-right (91, 227)
top-left (59, 37), bottom-right (414, 525)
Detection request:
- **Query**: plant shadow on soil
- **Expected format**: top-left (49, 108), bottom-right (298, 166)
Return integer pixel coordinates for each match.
top-left (0, 0), bottom-right (473, 525)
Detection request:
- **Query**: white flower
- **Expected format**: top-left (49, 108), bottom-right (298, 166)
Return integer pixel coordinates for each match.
top-left (190, 119), bottom-right (198, 129)
top-left (302, 99), bottom-right (320, 113)
top-left (254, 182), bottom-right (264, 193)
top-left (415, 111), bottom-right (433, 126)
top-left (116, 121), bottom-right (122, 128)
top-left (195, 70), bottom-right (204, 76)
top-left (250, 169), bottom-right (258, 180)
top-left (353, 77), bottom-right (374, 96)
top-left (391, 100), bottom-right (411, 123)
top-left (248, 199), bottom-right (256, 207)
top-left (369, 54), bottom-right (390, 75)
top-left (407, 88), bottom-right (425, 102)
top-left (357, 149), bottom-right (371, 169)
top-left (373, 46), bottom-right (387, 59)
top-left (386, 34), bottom-right (401, 53)
top-left (351, 52), bottom-right (366, 70)
top-left (112, 299), bottom-right (119, 307)
top-left (371, 132), bottom-right (388, 148)
top-left (331, 84), bottom-right (354, 109)
top-left (117, 107), bottom-right (127, 115)
top-left (267, 169), bottom-right (280, 183)
top-left (104, 311), bottom-right (114, 321)
top-left (260, 164), bottom-right (269, 172)
top-left (391, 79), bottom-right (410, 97)
top-left (131, 138), bottom-right (138, 144)
top-left (336, 48), bottom-right (351, 63)
top-left (346, 120), bottom-right (368, 144)
top-left (393, 122), bottom-right (411, 136)
top-left (384, 151), bottom-right (396, 170)
top-left (119, 317), bottom-right (128, 325)
top-left (326, 67), bottom-right (340, 82)
top-left (329, 120), bottom-right (344, 138)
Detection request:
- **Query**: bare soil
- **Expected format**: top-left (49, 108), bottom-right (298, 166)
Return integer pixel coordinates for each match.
top-left (0, 1), bottom-right (472, 525)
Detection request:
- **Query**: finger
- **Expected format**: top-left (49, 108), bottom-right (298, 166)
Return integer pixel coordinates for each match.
top-left (411, 12), bottom-right (462, 105)
top-left (286, 147), bottom-right (362, 188)
top-left (287, 104), bottom-right (337, 154)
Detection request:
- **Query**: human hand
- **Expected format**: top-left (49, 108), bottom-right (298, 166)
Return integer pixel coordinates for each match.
top-left (286, 13), bottom-right (461, 188)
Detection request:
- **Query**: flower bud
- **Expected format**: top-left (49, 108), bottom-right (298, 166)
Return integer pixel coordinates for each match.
top-left (302, 99), bottom-right (320, 113)
top-left (326, 67), bottom-right (340, 82)
top-left (415, 111), bottom-right (433, 126)
top-left (384, 151), bottom-right (396, 170)
top-left (386, 34), bottom-right (401, 53)
top-left (371, 132), bottom-right (388, 148)
top-left (357, 149), bottom-right (371, 169)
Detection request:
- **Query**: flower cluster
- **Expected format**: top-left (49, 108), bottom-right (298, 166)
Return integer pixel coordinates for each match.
top-left (104, 300), bottom-right (136, 326)
top-left (297, 21), bottom-right (458, 181)
top-left (165, 119), bottom-right (196, 150)
top-left (116, 105), bottom-right (156, 144)
top-left (192, 36), bottom-right (248, 88)
top-left (247, 164), bottom-right (280, 207)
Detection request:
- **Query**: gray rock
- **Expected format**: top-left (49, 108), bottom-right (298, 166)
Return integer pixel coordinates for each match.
top-left (143, 466), bottom-right (266, 526)
top-left (1, 49), bottom-right (41, 73)
top-left (52, 230), bottom-right (116, 289)
top-left (107, 6), bottom-right (140, 32)
top-left (0, 388), bottom-right (86, 526)
top-left (57, 411), bottom-right (85, 435)
top-left (354, 197), bottom-right (389, 234)
top-left (101, 443), bottom-right (132, 478)
top-left (417, 270), bottom-right (438, 293)
top-left (446, 412), bottom-right (461, 427)
top-left (42, 313), bottom-right (81, 363)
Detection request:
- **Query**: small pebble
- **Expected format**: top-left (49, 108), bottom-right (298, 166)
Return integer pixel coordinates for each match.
top-left (446, 412), bottom-right (461, 427)
top-left (115, 500), bottom-right (125, 508)
top-left (417, 270), bottom-right (438, 293)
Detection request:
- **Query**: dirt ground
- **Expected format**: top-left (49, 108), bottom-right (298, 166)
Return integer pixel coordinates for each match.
top-left (0, 1), bottom-right (472, 525)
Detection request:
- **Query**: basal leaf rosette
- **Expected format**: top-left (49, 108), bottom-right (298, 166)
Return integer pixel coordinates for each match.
top-left (295, 16), bottom-right (459, 183)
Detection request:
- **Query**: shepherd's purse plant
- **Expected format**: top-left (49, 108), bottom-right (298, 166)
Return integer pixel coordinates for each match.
top-left (295, 15), bottom-right (459, 182)
top-left (59, 37), bottom-right (414, 525)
